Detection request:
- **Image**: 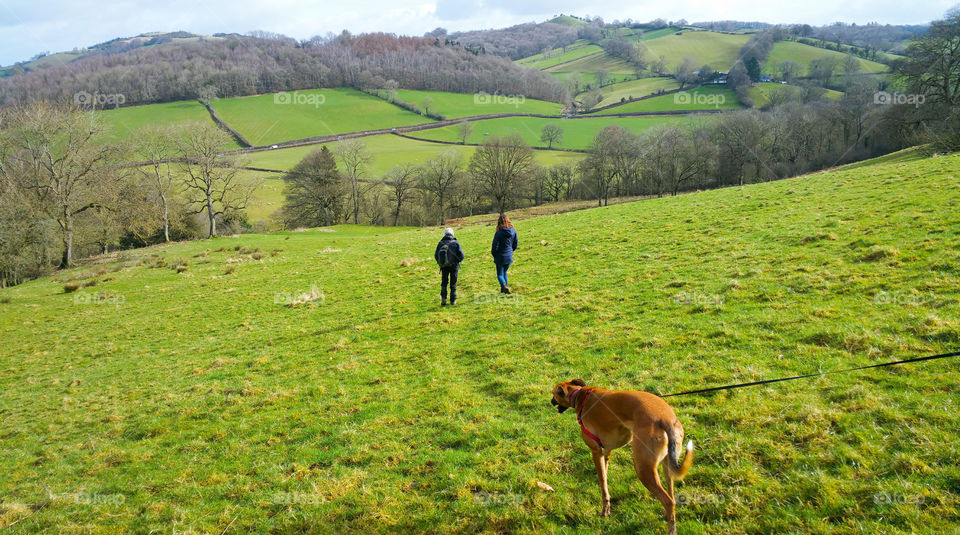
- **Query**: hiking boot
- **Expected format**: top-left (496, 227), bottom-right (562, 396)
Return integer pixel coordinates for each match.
top-left (450, 299), bottom-right (456, 306)
top-left (441, 298), bottom-right (447, 306)
top-left (503, 286), bottom-right (511, 295)
top-left (500, 285), bottom-right (507, 294)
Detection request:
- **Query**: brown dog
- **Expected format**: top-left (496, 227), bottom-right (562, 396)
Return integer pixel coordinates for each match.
top-left (551, 379), bottom-right (694, 535)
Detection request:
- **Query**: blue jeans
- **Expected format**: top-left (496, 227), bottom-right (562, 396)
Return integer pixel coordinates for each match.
top-left (496, 262), bottom-right (510, 287)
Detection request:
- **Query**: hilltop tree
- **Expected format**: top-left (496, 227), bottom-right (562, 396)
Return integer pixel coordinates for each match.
top-left (539, 124), bottom-right (564, 148)
top-left (281, 146), bottom-right (345, 228)
top-left (2, 102), bottom-right (122, 266)
top-left (177, 121), bottom-right (256, 237)
top-left (469, 134), bottom-right (536, 214)
top-left (335, 139), bottom-right (373, 224)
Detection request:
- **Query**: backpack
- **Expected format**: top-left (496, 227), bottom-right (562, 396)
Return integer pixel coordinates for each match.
top-left (437, 241), bottom-right (457, 268)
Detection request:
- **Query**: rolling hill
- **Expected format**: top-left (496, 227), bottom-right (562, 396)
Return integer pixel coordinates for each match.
top-left (764, 41), bottom-right (889, 75)
top-left (1, 151), bottom-right (957, 533)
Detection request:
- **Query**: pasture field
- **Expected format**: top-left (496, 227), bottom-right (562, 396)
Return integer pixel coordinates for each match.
top-left (411, 116), bottom-right (693, 150)
top-left (242, 134), bottom-right (583, 176)
top-left (748, 83), bottom-right (844, 108)
top-left (638, 31), bottom-right (752, 72)
top-left (546, 52), bottom-right (637, 77)
top-left (596, 77), bottom-right (681, 107)
top-left (591, 86), bottom-right (741, 114)
top-left (210, 89), bottom-right (433, 147)
top-left (516, 41), bottom-right (605, 70)
top-left (389, 90), bottom-right (563, 119)
top-left (98, 100), bottom-right (241, 149)
top-left (764, 41), bottom-right (889, 75)
top-left (1, 152), bottom-right (958, 533)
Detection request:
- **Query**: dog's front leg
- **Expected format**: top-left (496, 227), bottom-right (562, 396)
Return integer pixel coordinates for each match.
top-left (591, 449), bottom-right (611, 516)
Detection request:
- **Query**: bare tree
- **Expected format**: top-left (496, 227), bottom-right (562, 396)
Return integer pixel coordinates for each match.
top-left (334, 139), bottom-right (373, 224)
top-left (419, 151), bottom-right (463, 225)
top-left (177, 121), bottom-right (256, 237)
top-left (545, 164), bottom-right (573, 201)
top-left (539, 124), bottom-right (564, 148)
top-left (421, 97), bottom-right (434, 116)
top-left (384, 163), bottom-right (419, 225)
top-left (468, 134), bottom-right (535, 214)
top-left (136, 125), bottom-right (178, 242)
top-left (580, 126), bottom-right (641, 205)
top-left (456, 121), bottom-right (474, 144)
top-left (674, 56), bottom-right (700, 89)
top-left (2, 102), bottom-right (121, 266)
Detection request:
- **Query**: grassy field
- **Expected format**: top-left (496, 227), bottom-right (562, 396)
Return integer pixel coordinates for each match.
top-left (546, 52), bottom-right (637, 77)
top-left (97, 101), bottom-right (241, 149)
top-left (596, 77), bottom-right (681, 107)
top-left (243, 134), bottom-right (583, 175)
top-left (389, 90), bottom-right (562, 118)
top-left (411, 116), bottom-right (694, 150)
top-left (211, 89), bottom-right (433, 147)
top-left (592, 86), bottom-right (741, 114)
top-left (1, 151), bottom-right (958, 533)
top-left (748, 83), bottom-right (844, 108)
top-left (764, 41), bottom-right (889, 75)
top-left (516, 41), bottom-right (605, 70)
top-left (638, 31), bottom-right (752, 72)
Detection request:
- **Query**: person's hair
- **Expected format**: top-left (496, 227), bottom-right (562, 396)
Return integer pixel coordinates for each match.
top-left (496, 215), bottom-right (514, 231)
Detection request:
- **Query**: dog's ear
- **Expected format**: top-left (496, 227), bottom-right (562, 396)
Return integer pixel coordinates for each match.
top-left (571, 378), bottom-right (586, 387)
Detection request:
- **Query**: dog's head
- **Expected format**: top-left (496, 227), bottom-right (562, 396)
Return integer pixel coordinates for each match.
top-left (550, 378), bottom-right (587, 413)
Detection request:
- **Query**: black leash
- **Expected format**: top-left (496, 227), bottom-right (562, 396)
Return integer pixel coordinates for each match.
top-left (662, 350), bottom-right (960, 398)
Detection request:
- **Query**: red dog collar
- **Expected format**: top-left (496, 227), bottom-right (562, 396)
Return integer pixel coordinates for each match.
top-left (570, 388), bottom-right (604, 450)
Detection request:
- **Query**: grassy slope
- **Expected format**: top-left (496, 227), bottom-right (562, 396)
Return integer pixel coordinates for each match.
top-left (638, 31), bottom-right (752, 72)
top-left (1, 152), bottom-right (958, 533)
top-left (516, 41), bottom-right (605, 70)
top-left (594, 86), bottom-right (742, 113)
top-left (764, 41), bottom-right (889, 75)
top-left (411, 116), bottom-right (692, 150)
top-left (748, 83), bottom-right (843, 108)
top-left (596, 77), bottom-right (681, 107)
top-left (211, 89), bottom-right (433, 147)
top-left (243, 134), bottom-right (583, 175)
top-left (98, 101), bottom-right (240, 149)
top-left (390, 90), bottom-right (562, 118)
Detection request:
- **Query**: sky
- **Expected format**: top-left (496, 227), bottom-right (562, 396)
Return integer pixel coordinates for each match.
top-left (0, 0), bottom-right (954, 66)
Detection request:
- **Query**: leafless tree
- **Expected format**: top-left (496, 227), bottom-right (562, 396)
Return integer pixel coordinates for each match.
top-left (419, 150), bottom-right (463, 225)
top-left (468, 134), bottom-right (535, 214)
top-left (177, 121), bottom-right (257, 237)
top-left (456, 121), bottom-right (474, 144)
top-left (384, 163), bottom-right (419, 225)
top-left (335, 139), bottom-right (373, 224)
top-left (136, 125), bottom-right (178, 242)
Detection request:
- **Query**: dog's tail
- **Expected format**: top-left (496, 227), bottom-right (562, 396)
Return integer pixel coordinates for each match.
top-left (663, 420), bottom-right (694, 481)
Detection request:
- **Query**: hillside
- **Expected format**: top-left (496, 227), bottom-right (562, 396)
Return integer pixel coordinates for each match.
top-left (1, 151), bottom-right (958, 533)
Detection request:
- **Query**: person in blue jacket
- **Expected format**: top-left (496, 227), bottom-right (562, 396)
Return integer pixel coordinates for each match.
top-left (490, 215), bottom-right (518, 294)
top-left (434, 228), bottom-right (465, 306)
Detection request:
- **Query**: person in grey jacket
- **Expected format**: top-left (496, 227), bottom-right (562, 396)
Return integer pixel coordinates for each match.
top-left (435, 228), bottom-right (465, 306)
top-left (490, 215), bottom-right (518, 294)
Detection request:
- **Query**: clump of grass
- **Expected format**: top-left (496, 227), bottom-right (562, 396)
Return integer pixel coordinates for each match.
top-left (238, 246), bottom-right (261, 255)
top-left (400, 257), bottom-right (420, 267)
top-left (801, 232), bottom-right (838, 244)
top-left (287, 286), bottom-right (324, 307)
top-left (83, 279), bottom-right (98, 288)
top-left (860, 245), bottom-right (900, 262)
top-left (270, 248), bottom-right (284, 257)
top-left (63, 282), bottom-right (82, 293)
top-left (193, 250), bottom-right (210, 258)
top-left (0, 296), bottom-right (11, 304)
top-left (169, 258), bottom-right (189, 273)
top-left (251, 252), bottom-right (264, 261)
top-left (223, 265), bottom-right (236, 275)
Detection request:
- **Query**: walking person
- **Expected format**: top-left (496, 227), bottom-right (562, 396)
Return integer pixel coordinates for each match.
top-left (435, 228), bottom-right (464, 306)
top-left (490, 215), bottom-right (518, 294)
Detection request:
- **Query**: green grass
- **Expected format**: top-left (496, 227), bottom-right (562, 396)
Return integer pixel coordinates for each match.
top-left (593, 86), bottom-right (742, 113)
top-left (1, 151), bottom-right (958, 533)
top-left (211, 89), bottom-right (433, 146)
top-left (764, 41), bottom-right (889, 75)
top-left (546, 52), bottom-right (637, 76)
top-left (243, 134), bottom-right (583, 175)
top-left (389, 90), bottom-right (562, 118)
top-left (516, 41), bottom-right (605, 70)
top-left (638, 31), bottom-right (752, 72)
top-left (596, 77), bottom-right (681, 107)
top-left (748, 83), bottom-right (844, 108)
top-left (98, 101), bottom-right (240, 149)
top-left (412, 116), bottom-right (694, 150)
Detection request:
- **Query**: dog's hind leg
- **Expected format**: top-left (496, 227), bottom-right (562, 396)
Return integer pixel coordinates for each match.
top-left (592, 449), bottom-right (612, 516)
top-left (632, 434), bottom-right (675, 535)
